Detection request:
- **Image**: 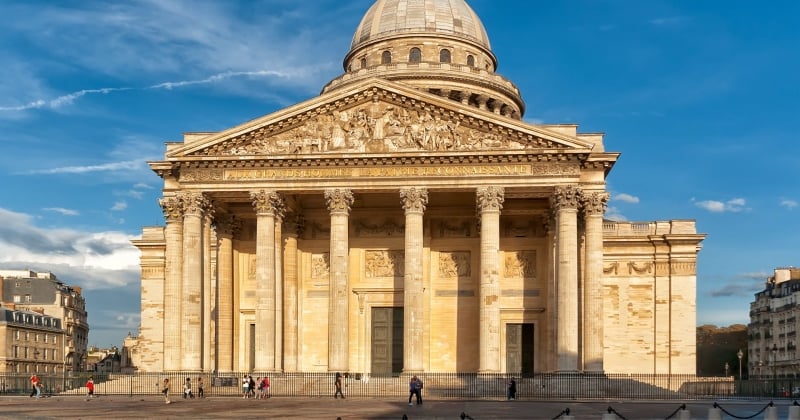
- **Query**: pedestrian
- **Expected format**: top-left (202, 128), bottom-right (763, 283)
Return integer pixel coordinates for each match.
top-left (408, 375), bottom-right (422, 405)
top-left (507, 378), bottom-right (517, 400)
top-left (248, 376), bottom-right (256, 398)
top-left (86, 376), bottom-right (95, 399)
top-left (262, 376), bottom-right (270, 399)
top-left (183, 377), bottom-right (194, 399)
top-left (162, 378), bottom-right (171, 404)
top-left (29, 374), bottom-right (39, 398)
top-left (242, 375), bottom-right (250, 399)
top-left (197, 377), bottom-right (204, 398)
top-left (334, 372), bottom-right (345, 399)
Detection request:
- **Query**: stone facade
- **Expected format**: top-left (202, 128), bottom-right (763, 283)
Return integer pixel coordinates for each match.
top-left (748, 267), bottom-right (800, 378)
top-left (131, 0), bottom-right (705, 375)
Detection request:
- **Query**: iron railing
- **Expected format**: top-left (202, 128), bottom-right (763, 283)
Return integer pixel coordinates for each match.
top-left (1, 372), bottom-right (799, 400)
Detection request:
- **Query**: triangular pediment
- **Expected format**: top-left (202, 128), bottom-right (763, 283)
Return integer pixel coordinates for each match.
top-left (167, 79), bottom-right (594, 159)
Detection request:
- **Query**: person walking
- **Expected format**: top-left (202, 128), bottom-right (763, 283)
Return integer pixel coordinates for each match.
top-left (86, 376), bottom-right (95, 399)
top-left (29, 374), bottom-right (40, 398)
top-left (162, 378), bottom-right (171, 404)
top-left (242, 375), bottom-right (250, 399)
top-left (507, 378), bottom-right (517, 400)
top-left (183, 377), bottom-right (194, 399)
top-left (334, 372), bottom-right (345, 399)
top-left (197, 377), bottom-right (204, 398)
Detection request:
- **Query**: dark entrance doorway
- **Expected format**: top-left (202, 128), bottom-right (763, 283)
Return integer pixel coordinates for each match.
top-left (371, 307), bottom-right (403, 375)
top-left (506, 323), bottom-right (535, 375)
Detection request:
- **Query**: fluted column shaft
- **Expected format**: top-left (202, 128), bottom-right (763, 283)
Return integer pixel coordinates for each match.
top-left (552, 186), bottom-right (581, 371)
top-left (325, 189), bottom-right (354, 372)
top-left (282, 215), bottom-right (302, 372)
top-left (252, 190), bottom-right (282, 371)
top-left (583, 192), bottom-right (608, 372)
top-left (401, 187), bottom-right (428, 372)
top-left (181, 192), bottom-right (207, 371)
top-left (159, 196), bottom-right (184, 371)
top-left (215, 214), bottom-right (238, 372)
top-left (477, 186), bottom-right (504, 373)
top-left (274, 211), bottom-right (284, 371)
top-left (203, 212), bottom-right (213, 371)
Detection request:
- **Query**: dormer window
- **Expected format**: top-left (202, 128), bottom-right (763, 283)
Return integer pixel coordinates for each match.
top-left (409, 48), bottom-right (421, 63)
top-left (381, 50), bottom-right (392, 64)
top-left (439, 49), bottom-right (451, 63)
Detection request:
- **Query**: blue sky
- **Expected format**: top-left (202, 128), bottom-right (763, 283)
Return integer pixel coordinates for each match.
top-left (0, 0), bottom-right (797, 348)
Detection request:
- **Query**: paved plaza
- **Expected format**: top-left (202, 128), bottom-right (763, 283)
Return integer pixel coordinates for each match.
top-left (0, 395), bottom-right (791, 419)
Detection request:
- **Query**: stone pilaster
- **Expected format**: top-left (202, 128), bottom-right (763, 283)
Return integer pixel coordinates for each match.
top-left (158, 196), bottom-right (184, 371)
top-left (214, 213), bottom-right (239, 372)
top-left (582, 191), bottom-right (608, 372)
top-left (476, 186), bottom-right (504, 373)
top-left (551, 185), bottom-right (581, 371)
top-left (324, 188), bottom-right (354, 372)
top-left (180, 192), bottom-right (208, 371)
top-left (252, 190), bottom-right (282, 372)
top-left (400, 187), bottom-right (428, 372)
top-left (282, 214), bottom-right (303, 372)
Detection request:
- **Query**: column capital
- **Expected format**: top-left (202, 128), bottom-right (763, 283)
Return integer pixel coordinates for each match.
top-left (476, 186), bottom-right (505, 213)
top-left (324, 188), bottom-right (354, 215)
top-left (551, 185), bottom-right (582, 211)
top-left (582, 191), bottom-right (610, 216)
top-left (251, 190), bottom-right (284, 217)
top-left (158, 196), bottom-right (184, 222)
top-left (214, 214), bottom-right (241, 237)
top-left (179, 192), bottom-right (209, 217)
top-left (400, 187), bottom-right (429, 214)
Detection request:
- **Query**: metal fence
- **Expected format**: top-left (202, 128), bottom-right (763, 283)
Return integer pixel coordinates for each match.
top-left (1, 372), bottom-right (798, 400)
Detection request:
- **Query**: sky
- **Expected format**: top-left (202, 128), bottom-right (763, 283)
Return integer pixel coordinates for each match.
top-left (0, 0), bottom-right (798, 348)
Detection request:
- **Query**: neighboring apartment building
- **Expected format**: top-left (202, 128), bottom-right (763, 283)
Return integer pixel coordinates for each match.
top-left (748, 267), bottom-right (800, 378)
top-left (0, 305), bottom-right (65, 375)
top-left (0, 270), bottom-right (89, 372)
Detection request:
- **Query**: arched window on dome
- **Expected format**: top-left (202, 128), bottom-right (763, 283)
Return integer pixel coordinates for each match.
top-left (440, 49), bottom-right (451, 63)
top-left (467, 54), bottom-right (475, 67)
top-left (360, 57), bottom-right (367, 69)
top-left (381, 51), bottom-right (392, 65)
top-left (409, 48), bottom-right (421, 64)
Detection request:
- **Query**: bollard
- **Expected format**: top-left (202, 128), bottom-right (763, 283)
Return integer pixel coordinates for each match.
top-left (707, 407), bottom-right (723, 420)
top-left (788, 405), bottom-right (800, 420)
top-left (764, 405), bottom-right (778, 420)
top-left (676, 408), bottom-right (691, 420)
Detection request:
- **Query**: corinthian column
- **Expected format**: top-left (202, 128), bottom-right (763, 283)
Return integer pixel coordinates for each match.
top-left (251, 190), bottom-right (283, 372)
top-left (551, 185), bottom-right (581, 371)
top-left (214, 214), bottom-right (239, 372)
top-left (324, 188), bottom-right (354, 372)
top-left (582, 191), bottom-right (608, 372)
top-left (282, 214), bottom-right (303, 372)
top-left (273, 205), bottom-right (285, 371)
top-left (400, 187), bottom-right (428, 372)
top-left (159, 196), bottom-right (184, 371)
top-left (181, 192), bottom-right (208, 371)
top-left (476, 186), bottom-right (504, 373)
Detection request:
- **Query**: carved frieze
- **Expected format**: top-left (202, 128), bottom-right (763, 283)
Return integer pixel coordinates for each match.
top-left (503, 251), bottom-right (537, 279)
top-left (530, 162), bottom-right (580, 176)
top-left (355, 219), bottom-right (404, 237)
top-left (628, 262), bottom-right (653, 275)
top-left (198, 96), bottom-right (565, 157)
top-left (365, 250), bottom-right (405, 278)
top-left (438, 251), bottom-right (471, 278)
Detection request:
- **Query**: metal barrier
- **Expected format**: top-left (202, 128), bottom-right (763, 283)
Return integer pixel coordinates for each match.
top-left (0, 372), bottom-right (798, 400)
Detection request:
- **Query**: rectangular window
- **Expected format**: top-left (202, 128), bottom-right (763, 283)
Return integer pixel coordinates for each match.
top-left (24, 295), bottom-right (31, 302)
top-left (13, 295), bottom-right (21, 303)
top-left (35, 334), bottom-right (39, 342)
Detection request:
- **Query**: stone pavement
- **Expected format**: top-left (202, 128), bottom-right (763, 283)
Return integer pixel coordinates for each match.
top-left (0, 395), bottom-right (789, 419)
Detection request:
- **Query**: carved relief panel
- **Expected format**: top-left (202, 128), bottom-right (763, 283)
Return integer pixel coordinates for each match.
top-left (365, 250), bottom-right (405, 278)
top-left (503, 251), bottom-right (537, 279)
top-left (311, 253), bottom-right (330, 280)
top-left (438, 251), bottom-right (471, 278)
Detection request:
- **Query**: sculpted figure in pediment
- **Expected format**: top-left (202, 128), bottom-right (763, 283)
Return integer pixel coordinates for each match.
top-left (217, 100), bottom-right (556, 156)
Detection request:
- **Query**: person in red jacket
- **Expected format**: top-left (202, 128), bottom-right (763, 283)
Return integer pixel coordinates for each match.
top-left (86, 376), bottom-right (95, 398)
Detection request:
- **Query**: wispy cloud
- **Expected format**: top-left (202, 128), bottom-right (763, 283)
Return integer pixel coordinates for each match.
top-left (20, 160), bottom-right (146, 175)
top-left (708, 271), bottom-right (767, 298)
top-left (43, 207), bottom-right (80, 216)
top-left (649, 16), bottom-right (691, 26)
top-left (111, 201), bottom-right (128, 211)
top-left (612, 193), bottom-right (640, 204)
top-left (693, 198), bottom-right (747, 213)
top-left (781, 199), bottom-right (798, 209)
top-left (604, 206), bottom-right (627, 221)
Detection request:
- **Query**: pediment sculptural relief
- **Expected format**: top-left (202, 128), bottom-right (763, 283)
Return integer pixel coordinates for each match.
top-left (204, 100), bottom-right (560, 157)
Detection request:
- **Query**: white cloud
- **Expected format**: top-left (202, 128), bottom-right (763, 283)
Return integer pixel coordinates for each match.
top-left (43, 207), bottom-right (80, 216)
top-left (0, 207), bottom-right (140, 289)
top-left (693, 198), bottom-right (747, 213)
top-left (604, 206), bottom-right (628, 221)
top-left (781, 199), bottom-right (798, 209)
top-left (111, 201), bottom-right (128, 211)
top-left (20, 160), bottom-right (147, 175)
top-left (612, 193), bottom-right (640, 204)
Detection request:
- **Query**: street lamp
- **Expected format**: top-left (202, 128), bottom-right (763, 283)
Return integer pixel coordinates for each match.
top-left (771, 344), bottom-right (778, 397)
top-left (737, 349), bottom-right (744, 380)
top-left (724, 362), bottom-right (730, 377)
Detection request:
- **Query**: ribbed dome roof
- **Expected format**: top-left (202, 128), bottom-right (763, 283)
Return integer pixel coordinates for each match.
top-left (351, 0), bottom-right (491, 52)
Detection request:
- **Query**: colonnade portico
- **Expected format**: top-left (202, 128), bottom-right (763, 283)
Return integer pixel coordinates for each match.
top-left (152, 183), bottom-right (613, 374)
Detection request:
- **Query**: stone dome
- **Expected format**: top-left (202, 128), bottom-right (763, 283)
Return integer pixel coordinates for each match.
top-left (351, 0), bottom-right (492, 55)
